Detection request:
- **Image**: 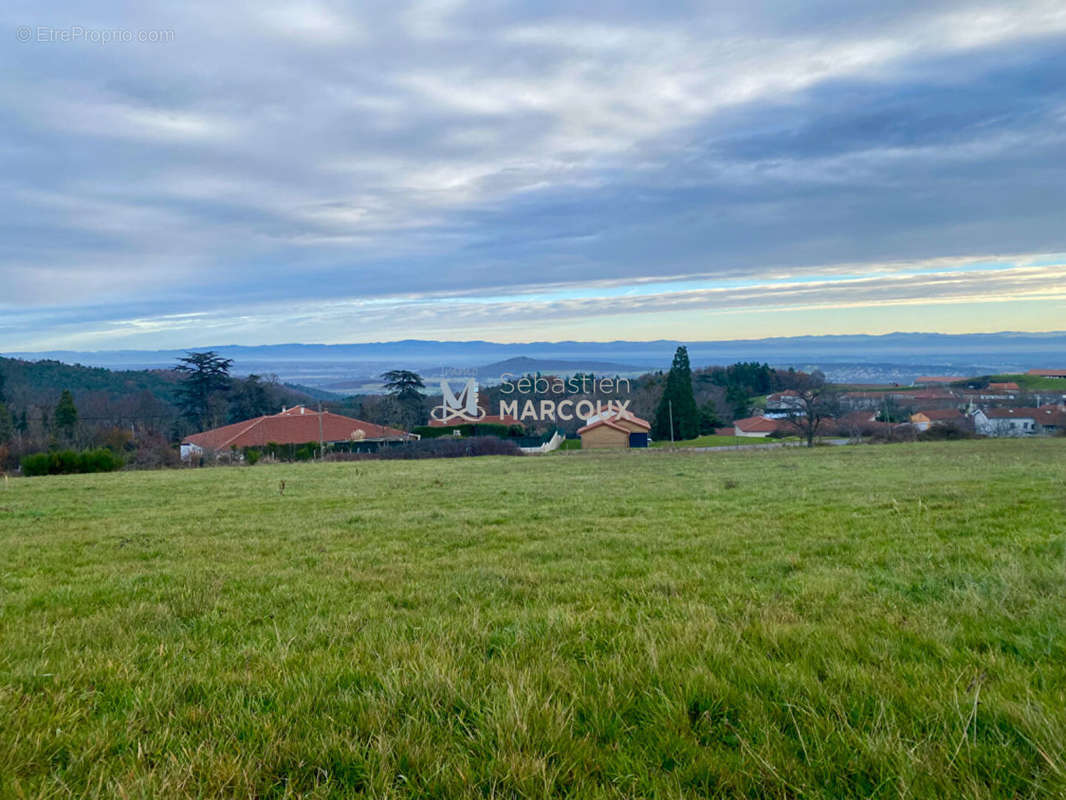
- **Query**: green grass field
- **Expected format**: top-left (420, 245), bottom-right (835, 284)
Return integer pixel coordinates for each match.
top-left (2, 440), bottom-right (1066, 798)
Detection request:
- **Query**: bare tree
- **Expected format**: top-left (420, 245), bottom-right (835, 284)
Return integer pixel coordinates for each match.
top-left (782, 371), bottom-right (840, 447)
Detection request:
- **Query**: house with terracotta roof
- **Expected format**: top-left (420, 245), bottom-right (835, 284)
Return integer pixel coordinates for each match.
top-left (180, 406), bottom-right (412, 460)
top-left (1035, 404), bottom-right (1066, 433)
top-left (910, 408), bottom-right (967, 432)
top-left (733, 416), bottom-right (782, 438)
top-left (577, 409), bottom-right (650, 449)
top-left (971, 406), bottom-right (1066, 437)
top-left (1028, 369), bottom-right (1066, 379)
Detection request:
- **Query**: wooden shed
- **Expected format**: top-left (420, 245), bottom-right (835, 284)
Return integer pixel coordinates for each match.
top-left (577, 409), bottom-right (651, 449)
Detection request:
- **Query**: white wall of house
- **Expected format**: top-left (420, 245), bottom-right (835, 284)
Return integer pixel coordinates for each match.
top-left (734, 426), bottom-right (773, 438)
top-left (180, 442), bottom-right (203, 461)
top-left (973, 411), bottom-right (1036, 437)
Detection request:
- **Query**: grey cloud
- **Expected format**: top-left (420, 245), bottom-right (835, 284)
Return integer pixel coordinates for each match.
top-left (1, 0), bottom-right (1066, 347)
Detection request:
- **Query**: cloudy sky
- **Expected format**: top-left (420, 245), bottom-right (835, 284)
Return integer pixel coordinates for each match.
top-left (3, 0), bottom-right (1066, 351)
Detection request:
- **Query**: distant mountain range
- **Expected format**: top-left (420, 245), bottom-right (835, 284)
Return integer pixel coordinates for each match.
top-left (457, 356), bottom-right (650, 379)
top-left (7, 332), bottom-right (1065, 391)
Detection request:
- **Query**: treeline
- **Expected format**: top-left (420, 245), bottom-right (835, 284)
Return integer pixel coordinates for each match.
top-left (1, 348), bottom-right (826, 472)
top-left (0, 353), bottom-right (311, 471)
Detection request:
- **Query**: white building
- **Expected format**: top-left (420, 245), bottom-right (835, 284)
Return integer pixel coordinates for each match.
top-left (973, 407), bottom-right (1040, 437)
top-left (763, 391), bottom-right (805, 419)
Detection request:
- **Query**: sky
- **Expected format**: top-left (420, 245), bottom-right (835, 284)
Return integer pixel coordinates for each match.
top-left (2, 0), bottom-right (1066, 351)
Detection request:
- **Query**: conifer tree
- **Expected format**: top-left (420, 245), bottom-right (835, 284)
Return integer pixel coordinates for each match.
top-left (175, 351), bottom-right (234, 430)
top-left (54, 389), bottom-right (78, 441)
top-left (653, 346), bottom-right (699, 441)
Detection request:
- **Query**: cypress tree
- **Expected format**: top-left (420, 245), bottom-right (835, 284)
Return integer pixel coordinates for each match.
top-left (653, 346), bottom-right (700, 441)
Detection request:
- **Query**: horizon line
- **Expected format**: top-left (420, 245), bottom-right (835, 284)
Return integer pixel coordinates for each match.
top-left (6, 328), bottom-right (1066, 356)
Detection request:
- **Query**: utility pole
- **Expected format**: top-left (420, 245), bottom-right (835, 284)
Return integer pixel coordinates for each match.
top-left (668, 400), bottom-right (674, 444)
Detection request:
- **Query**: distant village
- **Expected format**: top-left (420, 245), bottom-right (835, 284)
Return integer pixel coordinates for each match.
top-left (736, 369), bottom-right (1066, 440)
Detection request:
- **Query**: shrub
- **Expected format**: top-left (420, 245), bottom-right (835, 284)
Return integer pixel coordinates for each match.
top-left (127, 433), bottom-right (182, 470)
top-left (323, 436), bottom-right (522, 461)
top-left (20, 452), bottom-right (51, 476)
top-left (918, 423), bottom-right (974, 442)
top-left (20, 447), bottom-right (124, 476)
top-left (382, 436), bottom-right (522, 459)
top-left (80, 448), bottom-right (124, 473)
top-left (244, 448), bottom-right (261, 465)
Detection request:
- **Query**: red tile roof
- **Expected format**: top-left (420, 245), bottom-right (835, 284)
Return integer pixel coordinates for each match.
top-left (182, 406), bottom-right (409, 450)
top-left (1035, 406), bottom-right (1066, 426)
top-left (577, 409), bottom-right (651, 435)
top-left (981, 406), bottom-right (1066, 427)
top-left (1028, 369), bottom-right (1066, 377)
top-left (980, 407), bottom-right (1042, 420)
top-left (987, 382), bottom-right (1020, 391)
top-left (913, 408), bottom-right (965, 421)
top-left (733, 416), bottom-right (782, 433)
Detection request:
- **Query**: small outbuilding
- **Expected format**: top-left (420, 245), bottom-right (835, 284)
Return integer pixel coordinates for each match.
top-left (577, 409), bottom-right (651, 449)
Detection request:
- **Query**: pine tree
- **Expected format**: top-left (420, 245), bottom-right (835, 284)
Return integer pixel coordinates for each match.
top-left (381, 370), bottom-right (426, 429)
top-left (0, 403), bottom-right (13, 444)
top-left (175, 351), bottom-right (234, 430)
top-left (653, 346), bottom-right (700, 441)
top-left (54, 389), bottom-right (78, 441)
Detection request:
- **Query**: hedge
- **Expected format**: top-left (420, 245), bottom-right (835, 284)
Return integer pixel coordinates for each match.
top-left (21, 448), bottom-right (125, 476)
top-left (324, 436), bottom-right (522, 461)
